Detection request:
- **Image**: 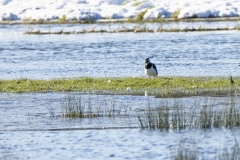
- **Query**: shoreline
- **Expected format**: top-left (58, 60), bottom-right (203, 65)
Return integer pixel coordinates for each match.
top-left (0, 17), bottom-right (240, 25)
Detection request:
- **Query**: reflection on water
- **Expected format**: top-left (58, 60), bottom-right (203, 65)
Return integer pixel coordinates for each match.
top-left (0, 22), bottom-right (240, 79)
top-left (0, 92), bottom-right (239, 159)
top-left (1, 129), bottom-right (239, 160)
top-left (1, 92), bottom-right (239, 130)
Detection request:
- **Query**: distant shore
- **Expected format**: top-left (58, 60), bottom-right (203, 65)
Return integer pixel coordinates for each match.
top-left (0, 17), bottom-right (240, 25)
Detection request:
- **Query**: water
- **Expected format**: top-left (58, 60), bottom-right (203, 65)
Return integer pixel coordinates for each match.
top-left (0, 21), bottom-right (240, 79)
top-left (2, 129), bottom-right (239, 159)
top-left (1, 21), bottom-right (240, 159)
top-left (0, 92), bottom-right (240, 159)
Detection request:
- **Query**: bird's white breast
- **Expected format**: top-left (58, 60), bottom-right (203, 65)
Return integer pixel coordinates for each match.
top-left (145, 66), bottom-right (157, 76)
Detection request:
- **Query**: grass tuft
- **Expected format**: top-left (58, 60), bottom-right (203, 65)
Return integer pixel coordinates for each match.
top-left (136, 97), bottom-right (240, 131)
top-left (171, 9), bottom-right (181, 19)
top-left (58, 15), bottom-right (67, 22)
top-left (60, 93), bottom-right (132, 118)
top-left (134, 9), bottom-right (148, 22)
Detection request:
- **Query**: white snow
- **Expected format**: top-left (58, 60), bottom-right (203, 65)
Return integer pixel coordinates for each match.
top-left (0, 0), bottom-right (240, 21)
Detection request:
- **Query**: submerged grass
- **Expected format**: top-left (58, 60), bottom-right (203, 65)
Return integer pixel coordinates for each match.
top-left (218, 138), bottom-right (240, 160)
top-left (171, 139), bottom-right (198, 160)
top-left (0, 77), bottom-right (239, 95)
top-left (171, 138), bottom-right (240, 160)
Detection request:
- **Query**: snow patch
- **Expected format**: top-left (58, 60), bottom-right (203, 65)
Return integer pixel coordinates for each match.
top-left (1, 0), bottom-right (11, 5)
top-left (1, 12), bottom-right (18, 20)
top-left (144, 7), bottom-right (170, 19)
top-left (0, 0), bottom-right (240, 21)
top-left (135, 2), bottom-right (153, 10)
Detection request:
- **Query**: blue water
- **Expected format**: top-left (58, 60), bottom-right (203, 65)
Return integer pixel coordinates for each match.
top-left (1, 129), bottom-right (239, 160)
top-left (0, 22), bottom-right (240, 79)
top-left (0, 92), bottom-right (240, 159)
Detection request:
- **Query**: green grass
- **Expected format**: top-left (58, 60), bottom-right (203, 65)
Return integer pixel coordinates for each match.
top-left (0, 76), bottom-right (239, 95)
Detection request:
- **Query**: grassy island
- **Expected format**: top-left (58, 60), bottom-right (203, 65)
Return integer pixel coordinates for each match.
top-left (0, 76), bottom-right (239, 97)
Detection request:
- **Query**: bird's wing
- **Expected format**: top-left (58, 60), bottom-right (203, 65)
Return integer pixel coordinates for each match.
top-left (153, 64), bottom-right (158, 75)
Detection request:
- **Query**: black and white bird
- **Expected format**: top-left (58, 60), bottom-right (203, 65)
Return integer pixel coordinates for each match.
top-left (144, 58), bottom-right (158, 77)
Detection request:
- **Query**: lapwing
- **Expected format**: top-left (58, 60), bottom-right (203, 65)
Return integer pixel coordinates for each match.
top-left (144, 58), bottom-right (158, 77)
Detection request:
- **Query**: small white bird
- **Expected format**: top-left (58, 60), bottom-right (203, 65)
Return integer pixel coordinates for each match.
top-left (144, 58), bottom-right (158, 77)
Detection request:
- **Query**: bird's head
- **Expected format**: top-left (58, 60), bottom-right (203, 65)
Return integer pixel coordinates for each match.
top-left (145, 58), bottom-right (150, 64)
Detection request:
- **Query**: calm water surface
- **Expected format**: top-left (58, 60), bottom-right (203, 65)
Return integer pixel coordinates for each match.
top-left (0, 21), bottom-right (240, 79)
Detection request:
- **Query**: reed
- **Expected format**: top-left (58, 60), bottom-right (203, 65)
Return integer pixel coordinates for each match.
top-left (61, 94), bottom-right (85, 118)
top-left (60, 92), bottom-right (240, 131)
top-left (137, 97), bottom-right (240, 130)
top-left (61, 93), bottom-right (133, 118)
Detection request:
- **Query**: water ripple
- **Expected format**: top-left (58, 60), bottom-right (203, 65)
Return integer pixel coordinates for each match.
top-left (0, 24), bottom-right (240, 79)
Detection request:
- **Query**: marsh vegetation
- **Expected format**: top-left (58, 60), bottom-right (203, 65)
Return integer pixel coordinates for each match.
top-left (60, 92), bottom-right (240, 132)
top-left (61, 94), bottom-right (129, 118)
top-left (59, 92), bottom-right (240, 159)
top-left (137, 97), bottom-right (240, 131)
top-left (24, 24), bottom-right (240, 35)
